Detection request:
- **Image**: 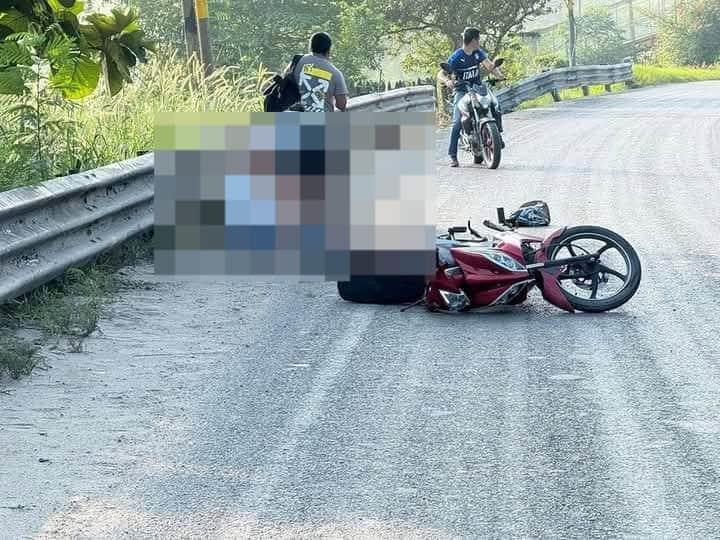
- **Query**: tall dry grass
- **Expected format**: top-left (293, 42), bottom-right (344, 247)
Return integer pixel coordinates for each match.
top-left (0, 46), bottom-right (271, 191)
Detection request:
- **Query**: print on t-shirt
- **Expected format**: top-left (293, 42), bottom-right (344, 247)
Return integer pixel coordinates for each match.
top-left (448, 49), bottom-right (488, 87)
top-left (299, 63), bottom-right (333, 112)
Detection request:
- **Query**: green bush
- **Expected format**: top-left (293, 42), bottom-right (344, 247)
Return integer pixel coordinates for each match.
top-left (533, 52), bottom-right (568, 71)
top-left (537, 8), bottom-right (629, 67)
top-left (495, 36), bottom-right (534, 83)
top-left (657, 0), bottom-right (720, 66)
top-left (396, 31), bottom-right (453, 79)
top-left (575, 8), bottom-right (629, 65)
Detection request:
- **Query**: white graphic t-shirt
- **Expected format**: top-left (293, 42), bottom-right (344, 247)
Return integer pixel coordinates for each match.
top-left (292, 54), bottom-right (348, 112)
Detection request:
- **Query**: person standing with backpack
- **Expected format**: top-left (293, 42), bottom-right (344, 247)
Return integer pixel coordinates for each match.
top-left (292, 32), bottom-right (348, 112)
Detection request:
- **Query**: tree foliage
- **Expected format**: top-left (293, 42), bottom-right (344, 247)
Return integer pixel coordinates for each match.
top-left (128, 0), bottom-right (546, 80)
top-left (657, 0), bottom-right (720, 66)
top-left (128, 0), bottom-right (387, 80)
top-left (533, 51), bottom-right (568, 71)
top-left (548, 8), bottom-right (628, 66)
top-left (574, 8), bottom-right (628, 65)
top-left (380, 0), bottom-right (552, 55)
top-left (398, 30), bottom-right (453, 79)
top-left (0, 0), bottom-right (155, 98)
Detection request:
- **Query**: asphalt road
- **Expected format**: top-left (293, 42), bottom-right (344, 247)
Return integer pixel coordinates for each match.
top-left (2, 81), bottom-right (720, 538)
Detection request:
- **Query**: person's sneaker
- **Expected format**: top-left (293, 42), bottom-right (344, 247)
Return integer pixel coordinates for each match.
top-left (449, 157), bottom-right (459, 167)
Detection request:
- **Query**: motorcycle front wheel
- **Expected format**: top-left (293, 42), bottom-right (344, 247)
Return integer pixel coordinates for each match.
top-left (480, 122), bottom-right (502, 169)
top-left (545, 226), bottom-right (642, 313)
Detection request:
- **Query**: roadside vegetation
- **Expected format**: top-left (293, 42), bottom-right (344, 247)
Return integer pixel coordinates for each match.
top-left (0, 233), bottom-right (153, 381)
top-left (516, 83), bottom-right (627, 111)
top-left (0, 45), bottom-right (267, 192)
top-left (632, 64), bottom-right (720, 86)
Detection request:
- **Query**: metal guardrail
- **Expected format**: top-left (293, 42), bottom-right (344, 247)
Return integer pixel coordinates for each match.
top-left (434, 62), bottom-right (634, 115)
top-left (496, 62), bottom-right (634, 112)
top-left (0, 154), bottom-right (154, 304)
top-left (0, 64), bottom-right (632, 304)
top-left (347, 85), bottom-right (436, 112)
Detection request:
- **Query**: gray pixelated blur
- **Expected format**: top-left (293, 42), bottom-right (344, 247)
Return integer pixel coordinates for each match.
top-left (153, 111), bottom-right (436, 281)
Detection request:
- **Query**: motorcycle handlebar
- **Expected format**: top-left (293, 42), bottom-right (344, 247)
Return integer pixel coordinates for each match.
top-left (483, 220), bottom-right (507, 233)
top-left (454, 77), bottom-right (505, 89)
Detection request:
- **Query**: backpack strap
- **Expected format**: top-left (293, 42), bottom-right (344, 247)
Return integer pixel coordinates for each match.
top-left (285, 54), bottom-right (303, 76)
top-left (290, 54), bottom-right (303, 69)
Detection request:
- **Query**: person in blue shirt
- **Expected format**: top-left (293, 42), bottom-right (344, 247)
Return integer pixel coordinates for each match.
top-left (438, 27), bottom-right (506, 167)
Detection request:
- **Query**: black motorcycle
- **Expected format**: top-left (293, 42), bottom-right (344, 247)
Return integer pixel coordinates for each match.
top-left (440, 58), bottom-right (506, 169)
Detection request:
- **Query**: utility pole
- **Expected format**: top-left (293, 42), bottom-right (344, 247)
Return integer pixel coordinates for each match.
top-left (182, 0), bottom-right (213, 75)
top-left (627, 0), bottom-right (636, 43)
top-left (194, 0), bottom-right (213, 75)
top-left (565, 0), bottom-right (577, 67)
top-left (182, 0), bottom-right (200, 62)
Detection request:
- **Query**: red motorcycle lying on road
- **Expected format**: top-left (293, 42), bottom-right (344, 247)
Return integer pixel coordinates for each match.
top-left (338, 208), bottom-right (642, 314)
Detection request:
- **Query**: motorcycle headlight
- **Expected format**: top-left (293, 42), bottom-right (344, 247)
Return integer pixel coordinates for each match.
top-left (479, 95), bottom-right (491, 108)
top-left (439, 289), bottom-right (471, 311)
top-left (481, 250), bottom-right (526, 272)
top-left (444, 266), bottom-right (463, 278)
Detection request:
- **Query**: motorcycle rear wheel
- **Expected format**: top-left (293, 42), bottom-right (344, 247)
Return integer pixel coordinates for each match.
top-left (545, 226), bottom-right (642, 313)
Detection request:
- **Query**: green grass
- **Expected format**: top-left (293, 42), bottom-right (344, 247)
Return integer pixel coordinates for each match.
top-left (632, 64), bottom-right (720, 86)
top-left (0, 334), bottom-right (40, 380)
top-left (0, 233), bottom-right (154, 380)
top-left (516, 82), bottom-right (626, 111)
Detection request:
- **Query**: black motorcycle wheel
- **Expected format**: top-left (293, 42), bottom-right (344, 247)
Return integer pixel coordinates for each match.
top-left (545, 226), bottom-right (642, 313)
top-left (480, 122), bottom-right (502, 169)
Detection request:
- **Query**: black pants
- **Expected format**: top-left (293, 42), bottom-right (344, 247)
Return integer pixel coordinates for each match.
top-left (337, 275), bottom-right (427, 304)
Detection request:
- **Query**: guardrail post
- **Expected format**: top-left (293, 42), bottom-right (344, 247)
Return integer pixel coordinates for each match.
top-left (551, 88), bottom-right (562, 102)
top-left (624, 60), bottom-right (638, 89)
top-left (604, 84), bottom-right (612, 92)
top-left (581, 85), bottom-right (589, 96)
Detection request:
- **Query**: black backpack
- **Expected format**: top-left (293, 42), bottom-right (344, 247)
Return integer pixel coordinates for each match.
top-left (262, 54), bottom-right (303, 112)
